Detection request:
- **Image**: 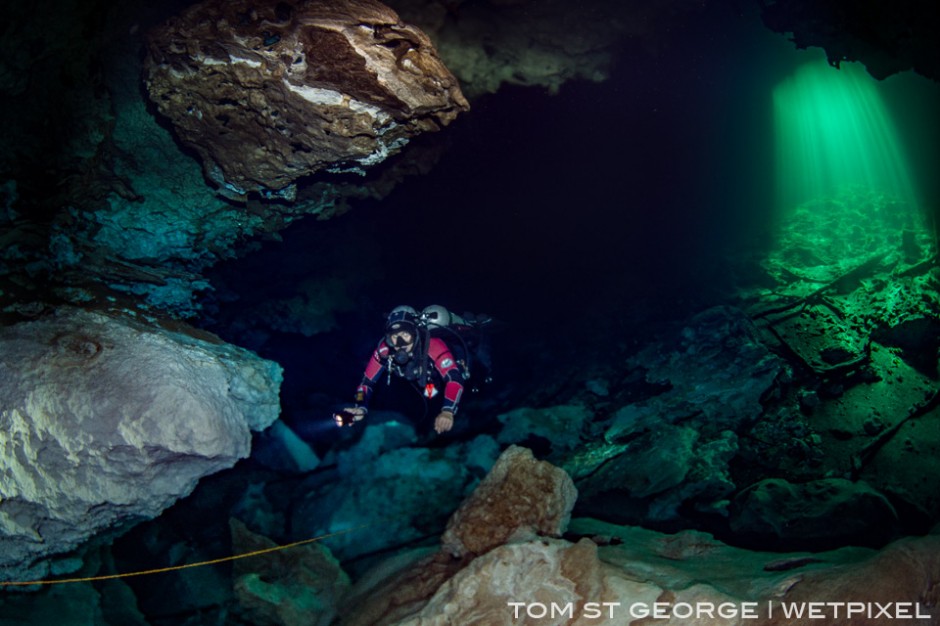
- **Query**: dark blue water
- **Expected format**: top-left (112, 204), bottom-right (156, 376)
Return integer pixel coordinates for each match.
top-left (201, 4), bottom-right (797, 439)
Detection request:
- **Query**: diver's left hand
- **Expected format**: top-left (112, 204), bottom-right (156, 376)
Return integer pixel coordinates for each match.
top-left (434, 411), bottom-right (455, 434)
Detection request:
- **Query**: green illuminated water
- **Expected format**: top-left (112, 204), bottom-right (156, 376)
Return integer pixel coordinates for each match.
top-left (773, 59), bottom-right (920, 215)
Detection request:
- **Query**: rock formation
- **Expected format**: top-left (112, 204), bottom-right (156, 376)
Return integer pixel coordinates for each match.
top-left (559, 306), bottom-right (787, 525)
top-left (339, 446), bottom-right (940, 626)
top-left (290, 424), bottom-right (500, 562)
top-left (342, 445), bottom-right (579, 625)
top-left (440, 445), bottom-right (577, 558)
top-left (760, 0), bottom-right (940, 82)
top-left (144, 0), bottom-right (469, 198)
top-left (231, 519), bottom-right (350, 626)
top-left (386, 0), bottom-right (710, 98)
top-left (730, 478), bottom-right (899, 549)
top-left (0, 308), bottom-right (282, 583)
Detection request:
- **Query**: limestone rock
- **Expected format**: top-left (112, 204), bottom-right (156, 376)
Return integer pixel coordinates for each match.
top-left (575, 428), bottom-right (740, 523)
top-left (144, 0), bottom-right (469, 197)
top-left (730, 478), bottom-right (899, 549)
top-left (440, 445), bottom-right (577, 558)
top-left (398, 538), bottom-right (612, 626)
top-left (562, 307), bottom-right (782, 525)
top-left (0, 308), bottom-right (282, 583)
top-left (755, 534), bottom-right (940, 626)
top-left (496, 404), bottom-right (592, 457)
top-left (396, 535), bottom-right (772, 626)
top-left (341, 549), bottom-right (467, 626)
top-left (582, 424), bottom-right (699, 501)
top-left (346, 519), bottom-right (940, 626)
top-left (341, 454), bottom-right (940, 626)
top-left (388, 0), bottom-right (710, 99)
top-left (291, 432), bottom-right (499, 562)
top-left (760, 0), bottom-right (940, 82)
top-left (655, 430), bottom-right (739, 519)
top-left (340, 445), bottom-right (579, 625)
top-left (231, 519), bottom-right (350, 626)
top-left (608, 306), bottom-right (785, 441)
top-left (251, 418), bottom-right (320, 473)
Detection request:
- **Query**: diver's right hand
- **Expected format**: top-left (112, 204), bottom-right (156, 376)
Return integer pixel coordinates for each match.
top-left (334, 406), bottom-right (367, 427)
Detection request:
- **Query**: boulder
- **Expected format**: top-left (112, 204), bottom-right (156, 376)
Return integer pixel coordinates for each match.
top-left (567, 429), bottom-right (740, 524)
top-left (730, 478), bottom-right (899, 549)
top-left (496, 404), bottom-right (591, 457)
top-left (653, 430), bottom-right (738, 520)
top-left (396, 538), bottom-right (613, 626)
top-left (338, 445), bottom-right (577, 625)
top-left (441, 445), bottom-right (577, 558)
top-left (291, 433), bottom-right (499, 562)
top-left (144, 0), bottom-right (469, 197)
top-left (574, 424), bottom-right (699, 501)
top-left (0, 308), bottom-right (282, 582)
top-left (231, 519), bottom-right (350, 626)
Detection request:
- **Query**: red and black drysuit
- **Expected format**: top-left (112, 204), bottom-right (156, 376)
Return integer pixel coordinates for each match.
top-left (354, 336), bottom-right (465, 415)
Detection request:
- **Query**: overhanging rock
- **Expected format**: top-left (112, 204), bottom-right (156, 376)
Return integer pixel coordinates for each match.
top-left (144, 0), bottom-right (469, 199)
top-left (0, 308), bottom-right (282, 583)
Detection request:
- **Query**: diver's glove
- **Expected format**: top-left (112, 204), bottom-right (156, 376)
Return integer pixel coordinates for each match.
top-left (433, 410), bottom-right (455, 434)
top-left (334, 406), bottom-right (367, 427)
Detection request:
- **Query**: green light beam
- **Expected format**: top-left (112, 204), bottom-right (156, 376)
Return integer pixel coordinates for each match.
top-left (773, 58), bottom-right (920, 214)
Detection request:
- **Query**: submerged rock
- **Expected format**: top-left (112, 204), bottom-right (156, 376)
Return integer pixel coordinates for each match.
top-left (231, 519), bottom-right (349, 626)
top-left (0, 308), bottom-right (282, 583)
top-left (341, 444), bottom-right (578, 625)
top-left (610, 306), bottom-right (786, 440)
top-left (730, 477), bottom-right (900, 549)
top-left (567, 306), bottom-right (784, 524)
top-left (341, 450), bottom-right (940, 626)
top-left (144, 0), bottom-right (469, 197)
top-left (534, 526), bottom-right (940, 626)
top-left (441, 445), bottom-right (577, 558)
top-left (388, 0), bottom-right (712, 99)
top-left (291, 431), bottom-right (500, 563)
top-left (496, 404), bottom-right (591, 458)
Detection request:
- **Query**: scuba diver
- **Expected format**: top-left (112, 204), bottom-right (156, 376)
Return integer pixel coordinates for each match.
top-left (335, 305), bottom-right (491, 434)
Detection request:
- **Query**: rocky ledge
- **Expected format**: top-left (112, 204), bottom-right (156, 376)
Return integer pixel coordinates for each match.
top-left (144, 0), bottom-right (469, 199)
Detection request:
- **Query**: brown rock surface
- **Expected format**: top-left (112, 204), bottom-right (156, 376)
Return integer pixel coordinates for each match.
top-left (440, 445), bottom-right (578, 558)
top-left (339, 449), bottom-right (940, 626)
top-left (339, 445), bottom-right (577, 625)
top-left (340, 550), bottom-right (467, 626)
top-left (755, 535), bottom-right (940, 626)
top-left (144, 0), bottom-right (468, 198)
top-left (345, 525), bottom-right (940, 626)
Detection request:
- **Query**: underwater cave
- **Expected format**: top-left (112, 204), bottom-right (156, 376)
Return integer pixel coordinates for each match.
top-left (2, 0), bottom-right (940, 624)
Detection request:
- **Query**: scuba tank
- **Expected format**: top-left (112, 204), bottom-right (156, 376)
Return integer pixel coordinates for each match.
top-left (420, 305), bottom-right (472, 381)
